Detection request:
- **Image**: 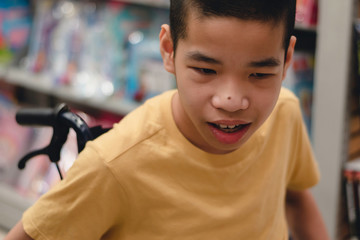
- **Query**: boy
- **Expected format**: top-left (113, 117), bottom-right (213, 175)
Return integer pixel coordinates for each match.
top-left (6, 0), bottom-right (329, 239)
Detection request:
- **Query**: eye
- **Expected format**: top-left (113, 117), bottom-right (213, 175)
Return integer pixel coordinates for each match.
top-left (193, 67), bottom-right (217, 75)
top-left (250, 73), bottom-right (272, 79)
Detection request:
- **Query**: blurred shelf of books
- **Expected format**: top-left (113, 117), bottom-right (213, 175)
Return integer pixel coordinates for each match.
top-left (339, 12), bottom-right (360, 240)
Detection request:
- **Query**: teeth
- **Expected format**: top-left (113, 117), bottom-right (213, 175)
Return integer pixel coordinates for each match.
top-left (218, 124), bottom-right (240, 129)
top-left (219, 124), bottom-right (228, 129)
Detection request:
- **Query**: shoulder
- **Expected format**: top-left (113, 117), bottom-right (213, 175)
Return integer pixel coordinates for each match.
top-left (277, 87), bottom-right (299, 107)
top-left (87, 90), bottom-right (176, 164)
top-left (258, 87), bottom-right (303, 136)
top-left (272, 87), bottom-right (302, 121)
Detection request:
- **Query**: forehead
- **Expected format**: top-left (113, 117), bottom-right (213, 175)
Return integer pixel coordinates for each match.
top-left (178, 11), bottom-right (285, 64)
top-left (182, 7), bottom-right (286, 48)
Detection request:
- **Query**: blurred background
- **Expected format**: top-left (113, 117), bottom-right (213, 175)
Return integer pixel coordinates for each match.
top-left (0, 0), bottom-right (358, 239)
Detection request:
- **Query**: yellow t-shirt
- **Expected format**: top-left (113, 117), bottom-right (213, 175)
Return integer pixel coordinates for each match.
top-left (23, 87), bottom-right (319, 240)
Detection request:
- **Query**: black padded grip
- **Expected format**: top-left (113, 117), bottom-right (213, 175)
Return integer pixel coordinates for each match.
top-left (16, 108), bottom-right (55, 126)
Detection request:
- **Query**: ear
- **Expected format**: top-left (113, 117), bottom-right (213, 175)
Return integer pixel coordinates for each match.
top-left (282, 36), bottom-right (297, 81)
top-left (159, 24), bottom-right (175, 74)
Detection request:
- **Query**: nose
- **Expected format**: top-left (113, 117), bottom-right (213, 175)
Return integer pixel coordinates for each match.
top-left (211, 82), bottom-right (250, 112)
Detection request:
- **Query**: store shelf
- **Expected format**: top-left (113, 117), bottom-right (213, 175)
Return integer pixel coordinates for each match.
top-left (311, 0), bottom-right (355, 237)
top-left (0, 183), bottom-right (34, 230)
top-left (294, 25), bottom-right (317, 51)
top-left (295, 23), bottom-right (317, 32)
top-left (2, 67), bottom-right (141, 116)
top-left (116, 0), bottom-right (169, 8)
top-left (0, 65), bottom-right (7, 79)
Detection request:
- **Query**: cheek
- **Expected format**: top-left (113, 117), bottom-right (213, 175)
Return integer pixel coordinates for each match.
top-left (176, 73), bottom-right (213, 108)
top-left (253, 89), bottom-right (281, 121)
top-left (180, 87), bottom-right (209, 113)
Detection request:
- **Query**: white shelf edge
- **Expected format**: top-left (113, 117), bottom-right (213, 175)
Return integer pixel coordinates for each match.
top-left (114, 0), bottom-right (169, 8)
top-left (295, 23), bottom-right (317, 32)
top-left (4, 68), bottom-right (141, 116)
top-left (0, 65), bottom-right (8, 78)
top-left (0, 183), bottom-right (34, 230)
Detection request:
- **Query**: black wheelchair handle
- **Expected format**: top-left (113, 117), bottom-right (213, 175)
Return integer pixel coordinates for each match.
top-left (16, 103), bottom-right (110, 180)
top-left (15, 104), bottom-right (67, 127)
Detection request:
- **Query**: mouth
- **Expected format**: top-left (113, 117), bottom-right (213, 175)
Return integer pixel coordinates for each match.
top-left (208, 122), bottom-right (251, 133)
top-left (207, 121), bottom-right (251, 145)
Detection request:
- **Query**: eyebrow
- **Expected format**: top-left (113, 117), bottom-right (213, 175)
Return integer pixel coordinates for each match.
top-left (186, 51), bottom-right (222, 65)
top-left (186, 51), bottom-right (281, 68)
top-left (247, 57), bottom-right (281, 68)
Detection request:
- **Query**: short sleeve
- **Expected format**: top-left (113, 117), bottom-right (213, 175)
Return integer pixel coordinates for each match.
top-left (286, 100), bottom-right (320, 191)
top-left (22, 145), bottom-right (128, 240)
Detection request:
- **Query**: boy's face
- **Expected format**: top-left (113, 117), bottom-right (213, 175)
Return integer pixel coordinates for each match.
top-left (160, 11), bottom-right (296, 154)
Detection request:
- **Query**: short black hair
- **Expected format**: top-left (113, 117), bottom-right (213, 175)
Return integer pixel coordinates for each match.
top-left (170, 0), bottom-right (296, 54)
